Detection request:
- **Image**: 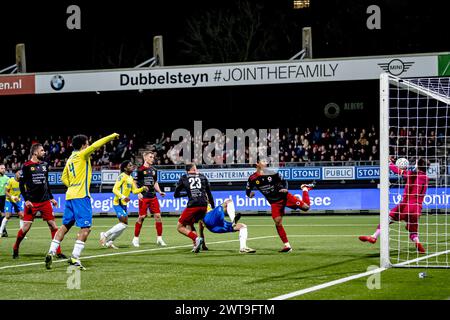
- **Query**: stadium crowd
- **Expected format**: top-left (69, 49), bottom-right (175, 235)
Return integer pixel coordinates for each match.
top-left (151, 125), bottom-right (380, 166)
top-left (0, 125), bottom-right (389, 170)
top-left (0, 133), bottom-right (140, 171)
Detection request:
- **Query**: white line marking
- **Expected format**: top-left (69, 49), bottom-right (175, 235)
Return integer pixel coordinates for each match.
top-left (3, 224), bottom-right (376, 232)
top-left (0, 235), bottom-right (278, 271)
top-left (269, 249), bottom-right (450, 300)
top-left (269, 267), bottom-right (387, 300)
top-left (0, 234), bottom-right (366, 271)
top-left (393, 249), bottom-right (450, 267)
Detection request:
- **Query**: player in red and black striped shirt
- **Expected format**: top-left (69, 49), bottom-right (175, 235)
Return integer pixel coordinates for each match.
top-left (246, 158), bottom-right (314, 253)
top-left (174, 163), bottom-right (214, 253)
top-left (13, 143), bottom-right (66, 259)
top-left (133, 151), bottom-right (167, 247)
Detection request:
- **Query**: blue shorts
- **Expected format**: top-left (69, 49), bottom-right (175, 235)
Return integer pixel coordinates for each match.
top-left (203, 206), bottom-right (234, 233)
top-left (63, 197), bottom-right (92, 228)
top-left (7, 201), bottom-right (24, 214)
top-left (113, 204), bottom-right (128, 218)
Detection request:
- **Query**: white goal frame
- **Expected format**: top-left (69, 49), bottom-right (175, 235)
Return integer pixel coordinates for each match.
top-left (380, 73), bottom-right (450, 269)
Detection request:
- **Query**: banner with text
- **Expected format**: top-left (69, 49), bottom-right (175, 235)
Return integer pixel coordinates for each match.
top-left (1, 53), bottom-right (447, 95)
top-left (7, 187), bottom-right (450, 214)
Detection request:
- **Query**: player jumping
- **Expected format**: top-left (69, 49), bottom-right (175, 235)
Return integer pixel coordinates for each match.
top-left (199, 199), bottom-right (256, 254)
top-left (174, 163), bottom-right (214, 253)
top-left (359, 157), bottom-right (429, 254)
top-left (133, 151), bottom-right (167, 247)
top-left (246, 158), bottom-right (315, 253)
top-left (100, 160), bottom-right (148, 249)
top-left (14, 144), bottom-right (66, 259)
top-left (0, 170), bottom-right (24, 236)
top-left (45, 133), bottom-right (119, 270)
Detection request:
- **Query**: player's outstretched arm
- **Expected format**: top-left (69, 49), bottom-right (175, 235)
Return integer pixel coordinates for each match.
top-left (81, 133), bottom-right (119, 158)
top-left (389, 161), bottom-right (407, 177)
top-left (113, 175), bottom-right (126, 200)
top-left (131, 180), bottom-right (147, 194)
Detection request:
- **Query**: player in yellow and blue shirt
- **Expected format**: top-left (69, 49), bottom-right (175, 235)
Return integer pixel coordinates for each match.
top-left (0, 170), bottom-right (24, 237)
top-left (99, 160), bottom-right (147, 249)
top-left (45, 133), bottom-right (119, 270)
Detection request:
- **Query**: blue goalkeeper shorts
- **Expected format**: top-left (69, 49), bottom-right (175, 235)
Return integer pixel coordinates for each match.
top-left (63, 197), bottom-right (92, 228)
top-left (203, 206), bottom-right (234, 233)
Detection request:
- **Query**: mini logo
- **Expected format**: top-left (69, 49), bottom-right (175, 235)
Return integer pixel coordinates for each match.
top-left (50, 75), bottom-right (65, 91)
top-left (378, 59), bottom-right (414, 76)
top-left (30, 167), bottom-right (36, 171)
top-left (144, 171), bottom-right (147, 175)
top-left (256, 180), bottom-right (260, 185)
top-left (42, 166), bottom-right (47, 172)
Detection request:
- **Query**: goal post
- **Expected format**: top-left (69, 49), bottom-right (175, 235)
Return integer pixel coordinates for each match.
top-left (380, 73), bottom-right (450, 269)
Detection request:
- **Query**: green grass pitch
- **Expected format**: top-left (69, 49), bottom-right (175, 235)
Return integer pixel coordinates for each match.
top-left (0, 215), bottom-right (449, 300)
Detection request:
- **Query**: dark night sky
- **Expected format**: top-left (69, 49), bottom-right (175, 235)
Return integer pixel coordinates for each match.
top-left (0, 0), bottom-right (448, 136)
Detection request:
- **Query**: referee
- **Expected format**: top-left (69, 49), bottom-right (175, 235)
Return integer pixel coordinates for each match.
top-left (0, 164), bottom-right (9, 237)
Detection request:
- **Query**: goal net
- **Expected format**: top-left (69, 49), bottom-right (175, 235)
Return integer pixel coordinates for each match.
top-left (380, 73), bottom-right (450, 268)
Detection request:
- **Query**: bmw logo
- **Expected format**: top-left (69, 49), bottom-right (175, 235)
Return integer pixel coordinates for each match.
top-left (50, 75), bottom-right (65, 91)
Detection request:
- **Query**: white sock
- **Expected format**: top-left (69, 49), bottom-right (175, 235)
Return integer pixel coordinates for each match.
top-left (226, 201), bottom-right (236, 222)
top-left (109, 223), bottom-right (127, 242)
top-left (239, 226), bottom-right (248, 250)
top-left (72, 240), bottom-right (85, 259)
top-left (0, 218), bottom-right (8, 234)
top-left (285, 242), bottom-right (291, 248)
top-left (19, 219), bottom-right (24, 229)
top-left (105, 222), bottom-right (127, 240)
top-left (157, 236), bottom-right (163, 241)
top-left (48, 239), bottom-right (61, 255)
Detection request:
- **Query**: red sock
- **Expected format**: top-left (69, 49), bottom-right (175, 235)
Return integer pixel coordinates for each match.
top-left (134, 222), bottom-right (143, 237)
top-left (187, 231), bottom-right (198, 241)
top-left (155, 221), bottom-right (163, 237)
top-left (275, 225), bottom-right (289, 244)
top-left (51, 229), bottom-right (62, 254)
top-left (13, 229), bottom-right (26, 250)
top-left (302, 190), bottom-right (310, 206)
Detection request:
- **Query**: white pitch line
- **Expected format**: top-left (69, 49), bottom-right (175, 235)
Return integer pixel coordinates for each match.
top-left (269, 249), bottom-right (450, 300)
top-left (269, 266), bottom-right (387, 300)
top-left (0, 235), bottom-right (278, 271)
top-left (2, 224), bottom-right (376, 232)
top-left (0, 234), bottom-right (367, 271)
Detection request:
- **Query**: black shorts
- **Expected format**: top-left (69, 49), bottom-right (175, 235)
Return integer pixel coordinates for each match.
top-left (0, 195), bottom-right (6, 212)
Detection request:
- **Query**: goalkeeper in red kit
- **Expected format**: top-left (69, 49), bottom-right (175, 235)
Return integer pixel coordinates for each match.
top-left (359, 157), bottom-right (429, 254)
top-left (246, 158), bottom-right (315, 252)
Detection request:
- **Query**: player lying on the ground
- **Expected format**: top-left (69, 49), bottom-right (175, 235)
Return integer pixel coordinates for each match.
top-left (198, 199), bottom-right (256, 254)
top-left (0, 170), bottom-right (25, 237)
top-left (359, 157), bottom-right (429, 254)
top-left (246, 157), bottom-right (315, 253)
top-left (100, 160), bottom-right (148, 249)
top-left (45, 133), bottom-right (119, 270)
